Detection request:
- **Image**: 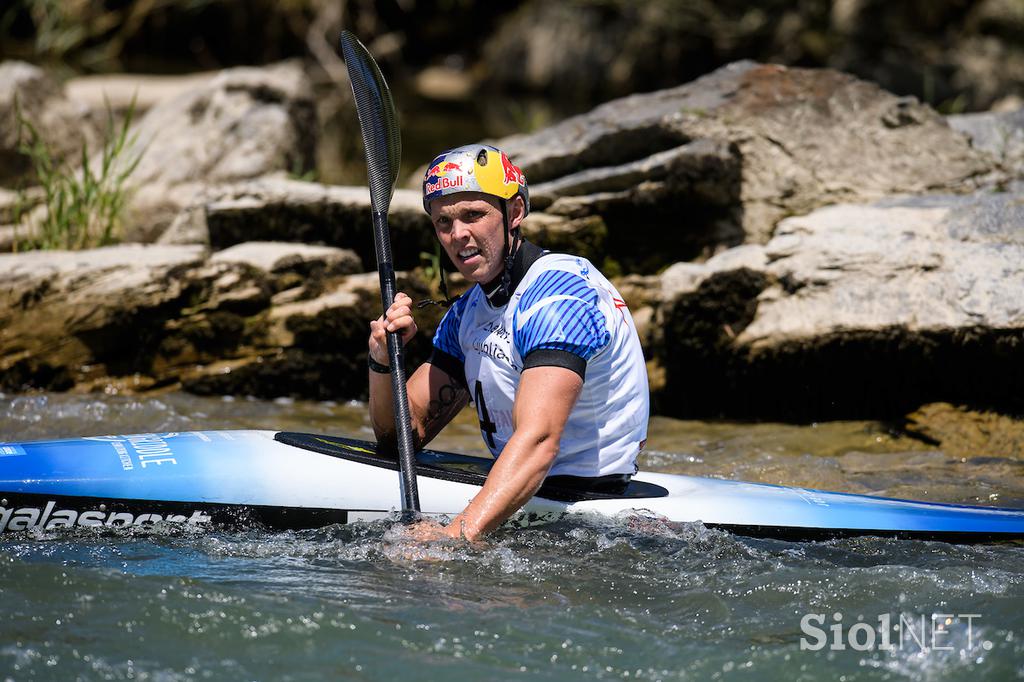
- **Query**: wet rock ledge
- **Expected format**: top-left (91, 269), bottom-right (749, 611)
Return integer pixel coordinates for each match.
top-left (654, 189), bottom-right (1024, 420)
top-left (1, 58), bottom-right (1023, 426)
top-left (0, 242), bottom-right (442, 400)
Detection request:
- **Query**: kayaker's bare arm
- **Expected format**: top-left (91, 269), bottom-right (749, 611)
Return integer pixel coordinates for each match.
top-left (439, 364), bottom-right (582, 541)
top-left (368, 292), bottom-right (469, 451)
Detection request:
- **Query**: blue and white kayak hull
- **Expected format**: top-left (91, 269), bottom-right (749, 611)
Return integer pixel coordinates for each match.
top-left (1, 430), bottom-right (1022, 542)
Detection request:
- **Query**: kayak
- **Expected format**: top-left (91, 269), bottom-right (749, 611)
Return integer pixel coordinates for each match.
top-left (1, 430), bottom-right (1023, 542)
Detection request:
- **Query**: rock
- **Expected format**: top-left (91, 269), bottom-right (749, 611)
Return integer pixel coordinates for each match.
top-left (0, 61), bottom-right (103, 188)
top-left (531, 138), bottom-right (743, 270)
top-left (529, 139), bottom-right (738, 210)
top-left (0, 187), bottom-right (45, 252)
top-left (905, 403), bottom-right (1024, 460)
top-left (613, 274), bottom-right (663, 311)
top-left (948, 107), bottom-right (1024, 176)
top-left (123, 182), bottom-right (210, 244)
top-left (0, 244), bottom-right (207, 391)
top-left (413, 65), bottom-right (475, 102)
top-left (0, 241), bottom-right (442, 400)
top-left (655, 188), bottom-right (1024, 420)
top-left (519, 212), bottom-right (608, 267)
top-left (0, 190), bottom-right (15, 227)
top-left (179, 271), bottom-right (442, 401)
top-left (0, 225), bottom-right (17, 252)
top-left (65, 71), bottom-right (218, 117)
top-left (114, 61), bottom-right (317, 243)
top-left (125, 61), bottom-right (315, 188)
top-left (498, 62), bottom-right (989, 265)
top-left (210, 241), bottom-right (362, 277)
top-left (159, 177), bottom-right (435, 272)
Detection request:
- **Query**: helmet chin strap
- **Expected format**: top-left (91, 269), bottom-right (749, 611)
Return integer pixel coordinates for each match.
top-left (499, 199), bottom-right (521, 298)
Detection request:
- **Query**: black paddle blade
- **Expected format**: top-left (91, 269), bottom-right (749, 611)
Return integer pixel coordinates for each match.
top-left (339, 30), bottom-right (420, 514)
top-left (339, 30), bottom-right (402, 211)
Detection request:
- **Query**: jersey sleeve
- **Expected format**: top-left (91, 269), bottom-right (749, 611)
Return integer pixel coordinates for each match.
top-left (429, 295), bottom-right (468, 385)
top-left (431, 295), bottom-right (466, 362)
top-left (513, 270), bottom-right (611, 375)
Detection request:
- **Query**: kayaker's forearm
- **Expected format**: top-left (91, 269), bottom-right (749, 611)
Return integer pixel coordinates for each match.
top-left (370, 359), bottom-right (470, 453)
top-left (369, 379), bottom-right (426, 452)
top-left (444, 365), bottom-right (582, 541)
top-left (448, 429), bottom-right (559, 540)
top-left (368, 370), bottom-right (398, 444)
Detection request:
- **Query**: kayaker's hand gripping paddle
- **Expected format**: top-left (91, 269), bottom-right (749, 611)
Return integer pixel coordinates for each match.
top-left (340, 31), bottom-right (421, 514)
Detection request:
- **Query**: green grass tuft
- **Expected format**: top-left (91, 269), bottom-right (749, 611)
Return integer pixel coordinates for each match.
top-left (14, 95), bottom-right (142, 251)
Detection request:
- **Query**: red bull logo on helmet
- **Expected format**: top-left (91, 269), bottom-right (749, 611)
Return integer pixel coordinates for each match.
top-left (500, 153), bottom-right (526, 186)
top-left (425, 175), bottom-right (465, 194)
top-left (426, 161), bottom-right (463, 179)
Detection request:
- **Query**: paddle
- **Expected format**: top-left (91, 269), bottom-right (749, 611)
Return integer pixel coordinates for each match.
top-left (339, 30), bottom-right (421, 514)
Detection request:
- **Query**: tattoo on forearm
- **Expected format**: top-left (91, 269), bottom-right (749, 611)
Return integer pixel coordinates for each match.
top-left (422, 381), bottom-right (467, 440)
top-left (427, 383), bottom-right (461, 420)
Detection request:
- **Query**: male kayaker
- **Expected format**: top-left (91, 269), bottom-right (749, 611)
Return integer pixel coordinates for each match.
top-left (367, 144), bottom-right (649, 541)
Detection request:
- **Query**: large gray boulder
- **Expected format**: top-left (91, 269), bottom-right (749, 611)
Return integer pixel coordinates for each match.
top-left (125, 62), bottom-right (315, 188)
top-left (499, 62), bottom-right (990, 269)
top-left (117, 61), bottom-right (317, 243)
top-left (2, 61), bottom-right (318, 246)
top-left (948, 107), bottom-right (1024, 177)
top-left (0, 61), bottom-right (102, 188)
top-left (655, 187), bottom-right (1024, 420)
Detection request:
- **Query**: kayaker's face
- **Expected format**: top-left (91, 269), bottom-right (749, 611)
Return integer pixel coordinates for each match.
top-left (430, 193), bottom-right (523, 284)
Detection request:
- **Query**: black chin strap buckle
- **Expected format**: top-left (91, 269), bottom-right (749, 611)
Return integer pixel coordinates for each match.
top-left (416, 297), bottom-right (452, 309)
top-left (417, 264), bottom-right (455, 308)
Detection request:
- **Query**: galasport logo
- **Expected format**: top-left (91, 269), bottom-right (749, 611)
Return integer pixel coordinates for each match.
top-left (0, 500), bottom-right (211, 532)
top-left (0, 432), bottom-right (212, 532)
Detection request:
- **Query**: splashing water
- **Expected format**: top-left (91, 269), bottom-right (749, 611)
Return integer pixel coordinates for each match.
top-left (1, 393), bottom-right (1022, 680)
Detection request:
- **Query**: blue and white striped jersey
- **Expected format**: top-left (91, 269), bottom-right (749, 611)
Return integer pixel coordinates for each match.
top-left (431, 252), bottom-right (649, 478)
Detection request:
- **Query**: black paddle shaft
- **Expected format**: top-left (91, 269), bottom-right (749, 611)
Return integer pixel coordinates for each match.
top-left (340, 31), bottom-right (420, 514)
top-left (374, 208), bottom-right (421, 513)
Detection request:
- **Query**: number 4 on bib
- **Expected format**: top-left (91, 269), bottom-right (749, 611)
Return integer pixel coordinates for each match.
top-left (473, 380), bottom-right (497, 448)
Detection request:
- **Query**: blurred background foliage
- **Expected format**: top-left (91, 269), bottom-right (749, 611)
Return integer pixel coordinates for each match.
top-left (2, 0), bottom-right (1022, 183)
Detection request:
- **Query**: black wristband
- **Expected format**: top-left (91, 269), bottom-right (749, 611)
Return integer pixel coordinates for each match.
top-left (367, 355), bottom-right (391, 374)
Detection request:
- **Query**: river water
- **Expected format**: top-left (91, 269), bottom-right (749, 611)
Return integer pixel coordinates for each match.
top-left (1, 392), bottom-right (1022, 680)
